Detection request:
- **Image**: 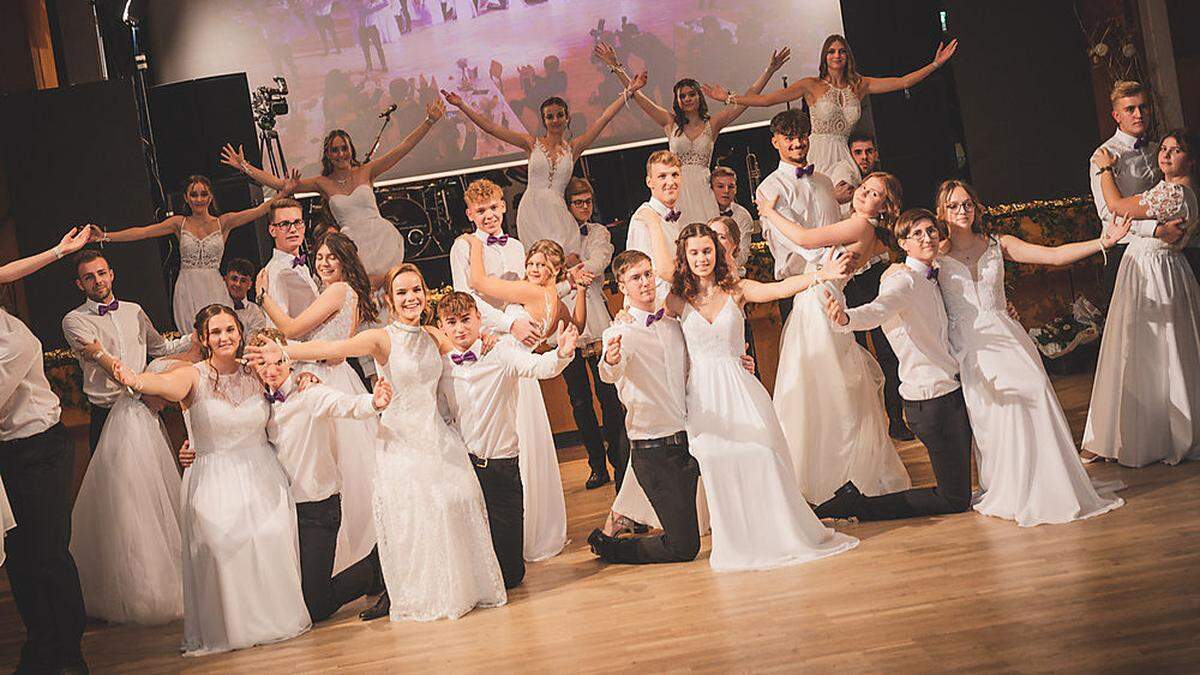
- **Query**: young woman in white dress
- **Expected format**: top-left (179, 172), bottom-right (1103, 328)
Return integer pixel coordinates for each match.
top-left (593, 42), bottom-right (791, 225)
top-left (256, 231), bottom-right (381, 574)
top-left (643, 213), bottom-right (858, 571)
top-left (112, 305), bottom-right (310, 656)
top-left (935, 179), bottom-right (1128, 526)
top-left (706, 34), bottom-right (958, 181)
top-left (756, 173), bottom-right (912, 504)
top-left (221, 99), bottom-right (445, 281)
top-left (101, 174), bottom-right (294, 331)
top-left (1084, 130), bottom-right (1200, 466)
top-left (247, 264), bottom-right (506, 622)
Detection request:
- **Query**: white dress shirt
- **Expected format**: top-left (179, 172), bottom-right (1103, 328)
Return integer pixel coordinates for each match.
top-left (833, 258), bottom-right (960, 401)
top-left (265, 376), bottom-right (379, 503)
top-left (449, 229), bottom-right (528, 333)
top-left (1090, 129), bottom-right (1167, 245)
top-left (567, 222), bottom-right (615, 339)
top-left (438, 337), bottom-right (571, 460)
top-left (718, 201), bottom-right (755, 269)
top-left (62, 299), bottom-right (192, 408)
top-left (265, 248), bottom-right (320, 318)
top-left (626, 197), bottom-right (684, 301)
top-left (232, 297), bottom-right (271, 336)
top-left (827, 159), bottom-right (862, 218)
top-left (0, 308), bottom-right (61, 441)
top-left (598, 307), bottom-right (688, 440)
top-left (755, 160), bottom-right (841, 278)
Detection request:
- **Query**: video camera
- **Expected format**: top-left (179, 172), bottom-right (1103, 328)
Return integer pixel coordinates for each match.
top-left (252, 77), bottom-right (290, 131)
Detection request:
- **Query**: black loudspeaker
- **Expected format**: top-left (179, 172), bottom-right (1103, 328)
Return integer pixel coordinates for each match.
top-left (0, 78), bottom-right (170, 348)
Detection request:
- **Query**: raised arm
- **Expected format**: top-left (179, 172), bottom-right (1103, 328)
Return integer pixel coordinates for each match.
top-left (703, 76), bottom-right (817, 109)
top-left (642, 209), bottom-right (677, 283)
top-left (710, 48), bottom-right (792, 132)
top-left (863, 40), bottom-right (957, 95)
top-left (366, 99), bottom-right (445, 180)
top-left (221, 143), bottom-right (321, 194)
top-left (103, 215), bottom-right (183, 243)
top-left (571, 71), bottom-right (647, 156)
top-left (757, 194), bottom-right (869, 248)
top-left (442, 90), bottom-right (533, 152)
top-left (0, 226), bottom-right (93, 283)
top-left (461, 234), bottom-right (545, 307)
top-left (828, 266), bottom-right (912, 332)
top-left (567, 277), bottom-right (588, 330)
top-left (593, 42), bottom-right (671, 127)
top-left (219, 170), bottom-right (301, 233)
top-left (112, 360), bottom-right (197, 403)
top-left (259, 276), bottom-right (346, 339)
top-left (998, 215), bottom-right (1131, 267)
top-left (739, 251), bottom-right (853, 304)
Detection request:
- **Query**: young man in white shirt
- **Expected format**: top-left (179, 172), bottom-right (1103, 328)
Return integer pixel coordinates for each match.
top-left (817, 209), bottom-right (973, 520)
top-left (225, 257), bottom-right (271, 336)
top-left (827, 131), bottom-right (880, 216)
top-left (436, 292), bottom-right (578, 588)
top-left (709, 166), bottom-right (754, 270)
top-left (262, 197), bottom-right (320, 318)
top-left (61, 250), bottom-right (192, 454)
top-left (625, 150), bottom-right (685, 304)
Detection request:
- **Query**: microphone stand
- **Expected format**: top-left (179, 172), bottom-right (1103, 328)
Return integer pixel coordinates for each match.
top-left (365, 107), bottom-right (395, 162)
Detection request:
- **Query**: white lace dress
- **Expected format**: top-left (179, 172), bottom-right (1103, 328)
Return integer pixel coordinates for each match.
top-left (940, 238), bottom-right (1124, 526)
top-left (1083, 181), bottom-right (1200, 465)
top-left (175, 228), bottom-right (232, 332)
top-left (372, 323), bottom-right (506, 621)
top-left (180, 362), bottom-right (309, 656)
top-left (668, 121), bottom-right (720, 227)
top-left (515, 140), bottom-right (577, 248)
top-left (808, 85), bottom-right (861, 182)
top-left (328, 184), bottom-right (406, 278)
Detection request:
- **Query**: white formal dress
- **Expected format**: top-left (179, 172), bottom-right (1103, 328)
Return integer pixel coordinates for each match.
top-left (174, 228), bottom-right (233, 333)
top-left (808, 85), bottom-right (861, 182)
top-left (180, 362), bottom-right (309, 656)
top-left (940, 238), bottom-right (1124, 526)
top-left (516, 140), bottom-right (577, 250)
top-left (70, 358), bottom-right (184, 625)
top-left (668, 121), bottom-right (720, 227)
top-left (0, 477), bottom-right (14, 567)
top-left (372, 323), bottom-right (506, 621)
top-left (297, 286), bottom-right (379, 573)
top-left (1083, 182), bottom-right (1200, 466)
top-left (327, 184), bottom-right (405, 278)
top-left (681, 297), bottom-right (858, 571)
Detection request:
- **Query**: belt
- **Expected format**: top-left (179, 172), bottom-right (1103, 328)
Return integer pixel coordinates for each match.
top-left (469, 454), bottom-right (518, 469)
top-left (630, 431), bottom-right (688, 451)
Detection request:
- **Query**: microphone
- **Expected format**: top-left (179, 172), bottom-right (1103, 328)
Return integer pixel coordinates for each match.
top-left (379, 104), bottom-right (397, 119)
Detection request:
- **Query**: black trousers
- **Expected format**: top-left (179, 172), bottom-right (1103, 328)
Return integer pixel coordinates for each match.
top-left (854, 388), bottom-right (974, 520)
top-left (0, 423), bottom-right (87, 671)
top-left (605, 441), bottom-right (701, 564)
top-left (87, 403), bottom-right (111, 456)
top-left (314, 14), bottom-right (340, 53)
top-left (393, 0), bottom-right (412, 32)
top-left (358, 25), bottom-right (385, 70)
top-left (296, 493), bottom-right (378, 623)
top-left (471, 456), bottom-right (525, 588)
top-left (843, 263), bottom-right (904, 427)
top-left (1101, 243), bottom-right (1129, 307)
top-left (562, 349), bottom-right (629, 489)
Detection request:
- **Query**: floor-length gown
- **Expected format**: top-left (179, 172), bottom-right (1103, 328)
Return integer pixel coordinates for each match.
top-left (515, 139), bottom-right (576, 247)
top-left (299, 287), bottom-right (379, 574)
top-left (773, 269), bottom-right (910, 504)
top-left (807, 85), bottom-right (861, 181)
top-left (327, 184), bottom-right (406, 278)
top-left (180, 362), bottom-right (309, 656)
top-left (69, 358), bottom-right (184, 624)
top-left (682, 297), bottom-right (858, 571)
top-left (1083, 182), bottom-right (1200, 466)
top-left (372, 323), bottom-right (506, 620)
top-left (668, 121), bottom-right (720, 227)
top-left (175, 228), bottom-right (233, 332)
top-left (0, 476), bottom-right (14, 566)
top-left (940, 237), bottom-right (1124, 526)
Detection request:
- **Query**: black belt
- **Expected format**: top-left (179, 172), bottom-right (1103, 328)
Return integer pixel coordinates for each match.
top-left (630, 431), bottom-right (688, 451)
top-left (469, 454), bottom-right (518, 469)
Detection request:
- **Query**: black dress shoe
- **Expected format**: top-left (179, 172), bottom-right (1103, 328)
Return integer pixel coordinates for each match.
top-left (814, 481), bottom-right (865, 519)
top-left (587, 528), bottom-right (619, 558)
top-left (889, 421), bottom-right (916, 441)
top-left (359, 591), bottom-right (390, 621)
top-left (585, 471), bottom-right (611, 490)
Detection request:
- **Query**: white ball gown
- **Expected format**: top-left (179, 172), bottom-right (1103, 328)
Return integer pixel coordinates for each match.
top-left (681, 296), bottom-right (858, 571)
top-left (180, 362), bottom-right (310, 656)
top-left (327, 184), bottom-right (406, 278)
top-left (372, 323), bottom-right (506, 621)
top-left (668, 121), bottom-right (720, 227)
top-left (515, 139), bottom-right (577, 249)
top-left (939, 237), bottom-right (1124, 526)
top-left (69, 358), bottom-right (184, 625)
top-left (1083, 181), bottom-right (1200, 466)
top-left (174, 228), bottom-right (233, 332)
top-left (0, 476), bottom-right (14, 567)
top-left (808, 85), bottom-right (861, 181)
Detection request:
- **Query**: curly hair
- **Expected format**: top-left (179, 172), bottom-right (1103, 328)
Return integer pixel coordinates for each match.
top-left (314, 231), bottom-right (379, 325)
top-left (465, 178), bottom-right (504, 205)
top-left (670, 223), bottom-right (738, 301)
top-left (320, 129), bottom-right (360, 177)
top-left (670, 78), bottom-right (709, 137)
top-left (526, 239), bottom-right (567, 282)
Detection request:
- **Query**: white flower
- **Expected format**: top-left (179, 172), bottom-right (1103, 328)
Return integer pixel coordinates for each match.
top-left (1122, 43), bottom-right (1136, 58)
top-left (1092, 42), bottom-right (1109, 57)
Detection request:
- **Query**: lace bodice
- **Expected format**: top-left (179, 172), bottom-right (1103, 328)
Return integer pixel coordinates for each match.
top-left (179, 228), bottom-right (225, 271)
top-left (679, 296), bottom-right (745, 363)
top-left (1140, 181), bottom-right (1188, 222)
top-left (528, 139), bottom-right (574, 193)
top-left (184, 361), bottom-right (270, 457)
top-left (376, 323), bottom-right (450, 443)
top-left (810, 85), bottom-right (861, 137)
top-left (303, 285), bottom-right (357, 342)
top-left (938, 237), bottom-right (1009, 347)
top-left (668, 121), bottom-right (715, 168)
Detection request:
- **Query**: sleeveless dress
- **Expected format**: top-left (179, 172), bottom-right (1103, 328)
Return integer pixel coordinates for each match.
top-left (327, 184), bottom-right (406, 278)
top-left (940, 238), bottom-right (1124, 526)
top-left (681, 297), bottom-right (858, 571)
top-left (180, 362), bottom-right (309, 656)
top-left (515, 139), bottom-right (577, 247)
top-left (808, 85), bottom-right (862, 182)
top-left (69, 358), bottom-right (184, 625)
top-left (1083, 181), bottom-right (1200, 466)
top-left (297, 285), bottom-right (379, 574)
top-left (372, 323), bottom-right (506, 621)
top-left (668, 121), bottom-right (720, 227)
top-left (175, 228), bottom-right (233, 332)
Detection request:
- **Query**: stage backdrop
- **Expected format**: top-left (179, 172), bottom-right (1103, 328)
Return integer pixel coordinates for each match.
top-left (144, 0), bottom-right (843, 183)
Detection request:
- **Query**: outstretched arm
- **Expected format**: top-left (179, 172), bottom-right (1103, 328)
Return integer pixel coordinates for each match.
top-left (221, 143), bottom-right (322, 194)
top-left (0, 226), bottom-right (93, 283)
top-left (757, 194), bottom-right (869, 249)
top-left (571, 71), bottom-right (647, 156)
top-left (703, 76), bottom-right (817, 109)
top-left (102, 215), bottom-right (183, 243)
top-left (999, 214), bottom-right (1131, 267)
top-left (441, 89), bottom-right (533, 152)
top-left (112, 360), bottom-right (197, 403)
top-left (863, 39), bottom-right (957, 95)
top-left (642, 209), bottom-right (676, 283)
top-left (219, 170), bottom-right (301, 233)
top-left (739, 251), bottom-right (854, 303)
top-left (593, 42), bottom-right (671, 128)
top-left (251, 329), bottom-right (390, 365)
top-left (366, 99), bottom-right (445, 180)
top-left (710, 48), bottom-right (792, 132)
top-left (461, 234), bottom-right (545, 307)
top-left (259, 275), bottom-right (346, 339)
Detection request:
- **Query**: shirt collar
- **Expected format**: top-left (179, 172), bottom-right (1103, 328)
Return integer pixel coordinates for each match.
top-left (271, 248), bottom-right (301, 265)
top-left (1112, 128), bottom-right (1138, 149)
top-left (904, 257), bottom-right (937, 277)
top-left (628, 305), bottom-right (660, 325)
top-left (451, 338), bottom-right (483, 358)
top-left (472, 229), bottom-right (501, 244)
top-left (88, 297), bottom-right (119, 315)
top-left (776, 158), bottom-right (809, 178)
top-left (273, 373), bottom-right (297, 400)
top-left (648, 197), bottom-right (674, 217)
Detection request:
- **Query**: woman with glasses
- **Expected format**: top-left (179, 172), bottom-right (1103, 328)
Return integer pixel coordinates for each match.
top-left (933, 179), bottom-right (1128, 526)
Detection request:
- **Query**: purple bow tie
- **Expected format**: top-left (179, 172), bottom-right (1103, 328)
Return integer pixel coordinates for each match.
top-left (579, 223), bottom-right (589, 236)
top-left (291, 254), bottom-right (308, 268)
top-left (450, 350), bottom-right (478, 365)
top-left (664, 209), bottom-right (681, 223)
top-left (264, 389), bottom-right (287, 404)
top-left (927, 267), bottom-right (939, 281)
top-left (486, 234), bottom-right (508, 246)
top-left (97, 300), bottom-right (119, 316)
top-left (795, 164), bottom-right (815, 179)
top-left (233, 299), bottom-right (246, 310)
top-left (720, 208), bottom-right (734, 218)
top-left (1133, 136), bottom-right (1149, 150)
top-left (644, 308), bottom-right (665, 327)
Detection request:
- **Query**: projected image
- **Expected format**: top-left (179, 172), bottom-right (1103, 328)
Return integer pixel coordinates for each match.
top-left (148, 0), bottom-right (843, 181)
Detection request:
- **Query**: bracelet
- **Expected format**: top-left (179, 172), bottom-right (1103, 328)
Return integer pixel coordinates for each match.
top-left (425, 115), bottom-right (437, 125)
top-left (51, 245), bottom-right (64, 260)
top-left (1095, 166), bottom-right (1114, 176)
top-left (725, 93), bottom-right (737, 106)
top-left (607, 62), bottom-right (624, 75)
top-left (1098, 238), bottom-right (1109, 266)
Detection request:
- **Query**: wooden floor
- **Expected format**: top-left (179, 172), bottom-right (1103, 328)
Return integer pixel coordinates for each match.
top-left (2, 371), bottom-right (1198, 673)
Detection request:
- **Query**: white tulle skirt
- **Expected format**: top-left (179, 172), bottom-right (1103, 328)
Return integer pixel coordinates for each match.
top-left (517, 378), bottom-right (568, 561)
top-left (174, 267), bottom-right (232, 333)
top-left (676, 164), bottom-right (720, 228)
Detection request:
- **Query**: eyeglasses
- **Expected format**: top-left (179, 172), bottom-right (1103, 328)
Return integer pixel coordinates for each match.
top-left (944, 201), bottom-right (975, 213)
top-left (569, 197), bottom-right (593, 208)
top-left (271, 219), bottom-right (305, 231)
top-left (904, 227), bottom-right (942, 241)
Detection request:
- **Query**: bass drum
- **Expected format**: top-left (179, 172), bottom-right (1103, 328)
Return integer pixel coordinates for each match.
top-left (377, 195), bottom-right (435, 259)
